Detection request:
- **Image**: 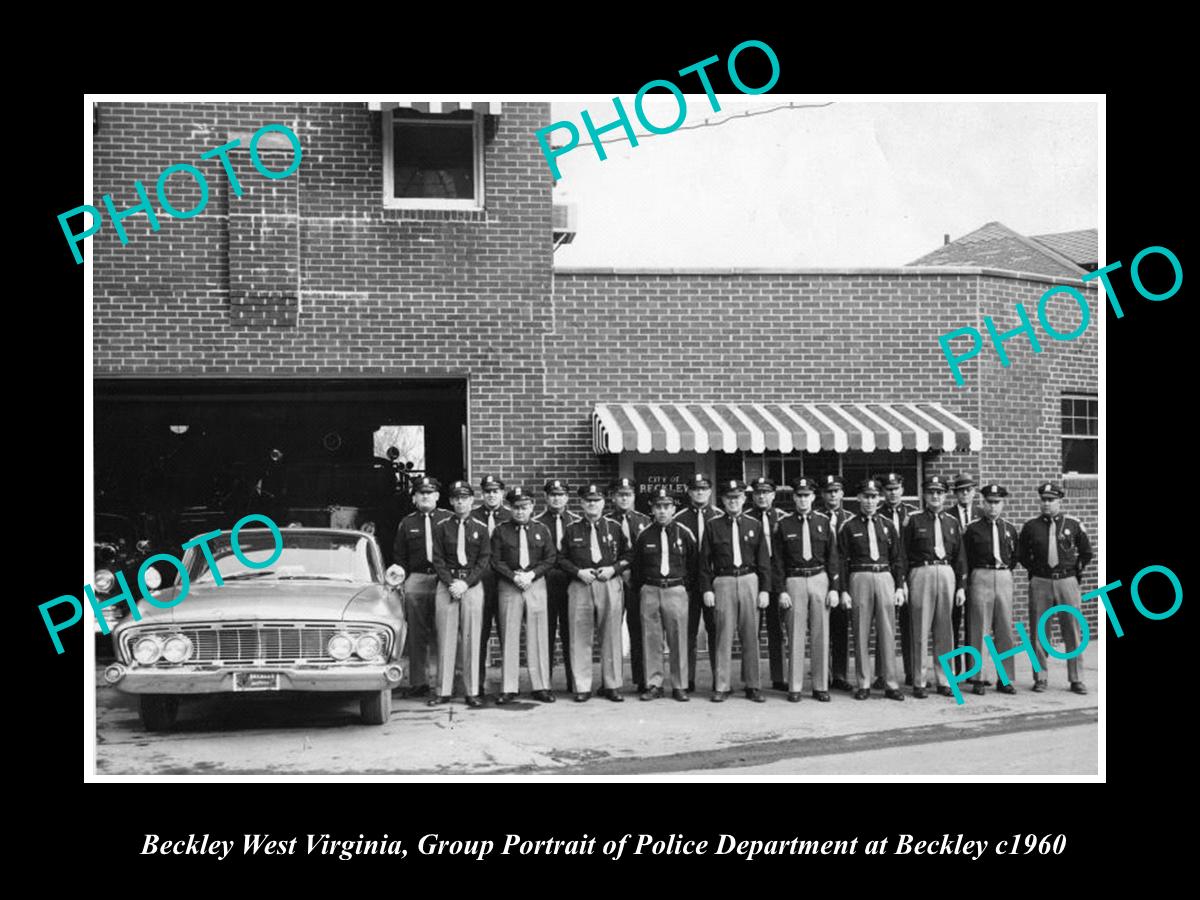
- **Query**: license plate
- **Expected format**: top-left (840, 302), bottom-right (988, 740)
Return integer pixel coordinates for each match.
top-left (233, 671), bottom-right (280, 692)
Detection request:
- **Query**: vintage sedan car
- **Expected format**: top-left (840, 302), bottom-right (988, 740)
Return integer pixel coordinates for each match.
top-left (106, 527), bottom-right (406, 730)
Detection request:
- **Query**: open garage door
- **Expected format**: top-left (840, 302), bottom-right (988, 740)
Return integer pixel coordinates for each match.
top-left (93, 378), bottom-right (467, 565)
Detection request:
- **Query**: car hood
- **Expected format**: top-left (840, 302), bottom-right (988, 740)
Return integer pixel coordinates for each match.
top-left (118, 581), bottom-right (399, 627)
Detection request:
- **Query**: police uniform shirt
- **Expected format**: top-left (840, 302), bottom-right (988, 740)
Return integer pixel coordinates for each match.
top-left (431, 514), bottom-right (492, 587)
top-left (674, 505), bottom-right (720, 576)
top-left (535, 507), bottom-right (581, 554)
top-left (963, 516), bottom-right (1020, 571)
top-left (608, 507), bottom-right (652, 546)
top-left (837, 513), bottom-right (906, 589)
top-left (880, 501), bottom-right (916, 548)
top-left (490, 519), bottom-right (557, 581)
top-left (557, 517), bottom-right (632, 577)
top-left (630, 519), bottom-right (698, 592)
top-left (472, 504), bottom-right (513, 535)
top-left (903, 509), bottom-right (968, 590)
top-left (394, 508), bottom-right (452, 573)
top-left (818, 504), bottom-right (852, 536)
top-left (749, 503), bottom-right (785, 560)
top-left (772, 510), bottom-right (841, 592)
top-left (1018, 513), bottom-right (1093, 579)
top-left (698, 513), bottom-right (773, 594)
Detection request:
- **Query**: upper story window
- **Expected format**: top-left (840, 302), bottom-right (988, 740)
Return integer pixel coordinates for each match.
top-left (382, 110), bottom-right (484, 210)
top-left (1061, 393), bottom-right (1097, 475)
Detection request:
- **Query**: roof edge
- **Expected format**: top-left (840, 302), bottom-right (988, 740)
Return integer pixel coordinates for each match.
top-left (554, 266), bottom-right (1089, 286)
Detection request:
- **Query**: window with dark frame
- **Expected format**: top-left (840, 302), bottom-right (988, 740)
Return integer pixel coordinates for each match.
top-left (742, 450), bottom-right (922, 510)
top-left (1061, 393), bottom-right (1098, 475)
top-left (383, 110), bottom-right (482, 208)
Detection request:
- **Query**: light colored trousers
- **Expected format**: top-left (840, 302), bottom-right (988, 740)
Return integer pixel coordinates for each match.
top-left (568, 577), bottom-right (624, 693)
top-left (641, 584), bottom-right (689, 690)
top-left (968, 568), bottom-right (1016, 684)
top-left (434, 581), bottom-right (483, 698)
top-left (499, 578), bottom-right (550, 693)
top-left (403, 572), bottom-right (439, 688)
top-left (713, 574), bottom-right (761, 692)
top-left (784, 573), bottom-right (830, 692)
top-left (850, 571), bottom-right (898, 691)
top-left (1029, 575), bottom-right (1085, 684)
top-left (909, 564), bottom-right (956, 688)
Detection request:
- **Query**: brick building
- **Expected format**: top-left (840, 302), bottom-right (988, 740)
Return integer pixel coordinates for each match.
top-left (90, 101), bottom-right (1099, 652)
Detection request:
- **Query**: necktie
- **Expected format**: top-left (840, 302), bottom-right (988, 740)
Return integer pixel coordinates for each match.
top-left (518, 525), bottom-right (530, 569)
top-left (487, 510), bottom-right (496, 536)
top-left (424, 513), bottom-right (434, 563)
top-left (660, 526), bottom-right (670, 577)
top-left (934, 513), bottom-right (945, 559)
top-left (890, 508), bottom-right (900, 532)
top-left (620, 515), bottom-right (631, 544)
top-left (1047, 518), bottom-right (1059, 568)
top-left (696, 509), bottom-right (705, 544)
top-left (801, 514), bottom-right (812, 560)
top-left (959, 506), bottom-right (968, 529)
top-left (590, 522), bottom-right (602, 564)
top-left (456, 518), bottom-right (468, 566)
top-left (731, 517), bottom-right (742, 567)
top-left (761, 511), bottom-right (772, 557)
top-left (555, 515), bottom-right (563, 551)
top-left (867, 517), bottom-right (879, 561)
top-left (992, 519), bottom-right (1002, 565)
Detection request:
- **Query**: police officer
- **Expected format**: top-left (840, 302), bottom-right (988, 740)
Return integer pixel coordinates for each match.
top-left (674, 473), bottom-right (720, 693)
top-left (536, 478), bottom-right (579, 693)
top-left (773, 476), bottom-right (840, 702)
top-left (557, 483), bottom-right (631, 702)
top-left (878, 472), bottom-right (916, 686)
top-left (903, 475), bottom-right (967, 698)
top-left (699, 479), bottom-right (772, 703)
top-left (390, 476), bottom-right (451, 699)
top-left (429, 480), bottom-right (491, 708)
top-left (748, 476), bottom-right (787, 692)
top-left (472, 475), bottom-right (511, 695)
top-left (491, 486), bottom-right (558, 704)
top-left (951, 474), bottom-right (979, 676)
top-left (632, 486), bottom-right (698, 702)
top-left (817, 474), bottom-right (854, 692)
top-left (838, 479), bottom-right (906, 701)
top-left (1018, 482), bottom-right (1092, 695)
top-left (608, 477), bottom-right (651, 692)
top-left (963, 484), bottom-right (1020, 696)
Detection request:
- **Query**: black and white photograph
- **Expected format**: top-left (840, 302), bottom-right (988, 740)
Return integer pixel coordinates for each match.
top-left (75, 92), bottom-right (1106, 780)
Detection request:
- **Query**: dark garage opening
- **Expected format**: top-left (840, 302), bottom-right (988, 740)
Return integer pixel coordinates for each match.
top-left (94, 378), bottom-right (468, 564)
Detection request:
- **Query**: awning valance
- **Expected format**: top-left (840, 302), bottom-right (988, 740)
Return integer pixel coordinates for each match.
top-left (592, 403), bottom-right (982, 455)
top-left (368, 101), bottom-right (502, 114)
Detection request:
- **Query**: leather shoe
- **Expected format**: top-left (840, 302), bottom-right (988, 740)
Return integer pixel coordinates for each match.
top-left (912, 686), bottom-right (928, 699)
top-left (604, 689), bottom-right (624, 703)
top-left (1031, 681), bottom-right (1047, 693)
top-left (640, 686), bottom-right (663, 701)
top-left (997, 684), bottom-right (1017, 695)
top-left (853, 688), bottom-right (870, 700)
top-left (872, 676), bottom-right (885, 690)
top-left (464, 695), bottom-right (483, 708)
top-left (937, 686), bottom-right (954, 697)
top-left (884, 688), bottom-right (904, 701)
top-left (745, 688), bottom-right (766, 703)
top-left (405, 684), bottom-right (430, 699)
top-left (534, 690), bottom-right (556, 703)
top-left (772, 681), bottom-right (789, 692)
top-left (812, 690), bottom-right (831, 702)
top-left (1070, 681), bottom-right (1088, 695)
top-left (787, 692), bottom-right (802, 703)
top-left (672, 689), bottom-right (689, 702)
top-left (832, 677), bottom-right (854, 692)
top-left (574, 692), bottom-right (590, 703)
top-left (494, 692), bottom-right (515, 705)
top-left (426, 695), bottom-right (450, 706)
top-left (972, 683), bottom-right (986, 696)
top-left (711, 691), bottom-right (729, 703)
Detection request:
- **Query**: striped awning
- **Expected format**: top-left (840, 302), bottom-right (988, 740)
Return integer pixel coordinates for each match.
top-left (368, 101), bottom-right (502, 114)
top-left (592, 403), bottom-right (982, 455)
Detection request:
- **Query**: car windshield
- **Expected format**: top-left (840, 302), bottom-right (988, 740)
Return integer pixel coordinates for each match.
top-left (185, 530), bottom-right (376, 585)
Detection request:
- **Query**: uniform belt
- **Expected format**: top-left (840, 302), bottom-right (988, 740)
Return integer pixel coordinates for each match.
top-left (448, 568), bottom-right (473, 579)
top-left (716, 566), bottom-right (755, 577)
top-left (918, 559), bottom-right (949, 566)
top-left (976, 564), bottom-right (1010, 570)
top-left (1034, 572), bottom-right (1076, 581)
top-left (642, 577), bottom-right (685, 588)
top-left (786, 566), bottom-right (825, 577)
top-left (850, 564), bottom-right (891, 573)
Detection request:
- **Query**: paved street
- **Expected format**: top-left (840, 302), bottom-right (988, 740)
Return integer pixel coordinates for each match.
top-left (94, 645), bottom-right (1098, 776)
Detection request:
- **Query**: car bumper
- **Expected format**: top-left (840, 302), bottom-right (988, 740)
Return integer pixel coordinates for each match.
top-left (107, 663), bottom-right (403, 695)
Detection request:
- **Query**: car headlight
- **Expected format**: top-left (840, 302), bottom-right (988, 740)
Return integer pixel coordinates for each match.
top-left (327, 632), bottom-right (354, 660)
top-left (161, 634), bottom-right (193, 663)
top-left (355, 633), bottom-right (383, 661)
top-left (142, 566), bottom-right (163, 590)
top-left (94, 569), bottom-right (115, 594)
top-left (132, 636), bottom-right (163, 665)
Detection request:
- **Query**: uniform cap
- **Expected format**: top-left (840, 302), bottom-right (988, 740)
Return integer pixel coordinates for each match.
top-left (544, 478), bottom-right (569, 495)
top-left (882, 472), bottom-right (904, 489)
top-left (1037, 481), bottom-right (1065, 499)
top-left (791, 476), bottom-right (817, 494)
top-left (447, 480), bottom-right (473, 498)
top-left (750, 476), bottom-right (776, 492)
top-left (923, 475), bottom-right (949, 492)
top-left (412, 476), bottom-right (441, 493)
top-left (721, 479), bottom-right (747, 496)
top-left (857, 478), bottom-right (882, 496)
top-left (610, 477), bottom-right (637, 493)
top-left (981, 483), bottom-right (1008, 499)
top-left (578, 483), bottom-right (605, 500)
top-left (688, 473), bottom-right (713, 490)
top-left (480, 475), bottom-right (505, 491)
top-left (648, 486), bottom-right (677, 506)
top-left (505, 486), bottom-right (533, 505)
top-left (821, 474), bottom-right (843, 491)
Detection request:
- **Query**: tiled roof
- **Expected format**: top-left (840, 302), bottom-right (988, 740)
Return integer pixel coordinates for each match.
top-left (1030, 229), bottom-right (1098, 269)
top-left (908, 221), bottom-right (1087, 278)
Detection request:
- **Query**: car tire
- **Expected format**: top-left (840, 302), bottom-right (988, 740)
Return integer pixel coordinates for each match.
top-left (140, 695), bottom-right (179, 731)
top-left (360, 688), bottom-right (392, 725)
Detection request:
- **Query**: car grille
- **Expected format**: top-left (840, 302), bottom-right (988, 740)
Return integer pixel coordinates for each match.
top-left (122, 623), bottom-right (388, 665)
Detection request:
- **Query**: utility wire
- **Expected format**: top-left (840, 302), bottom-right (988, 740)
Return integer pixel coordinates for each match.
top-left (589, 101), bottom-right (835, 146)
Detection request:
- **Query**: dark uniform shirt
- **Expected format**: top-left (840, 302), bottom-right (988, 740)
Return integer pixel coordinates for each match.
top-left (673, 505), bottom-right (720, 585)
top-left (472, 504), bottom-right (512, 536)
top-left (838, 513), bottom-right (906, 589)
top-left (903, 509), bottom-right (968, 590)
top-left (630, 520), bottom-right (698, 592)
top-left (1018, 513), bottom-right (1092, 579)
top-left (879, 501), bottom-right (916, 549)
top-left (698, 512), bottom-right (773, 594)
top-left (431, 514), bottom-right (492, 587)
top-left (557, 516), bottom-right (632, 578)
top-left (490, 519), bottom-right (557, 582)
top-left (747, 504), bottom-right (786, 572)
top-left (535, 508), bottom-right (580, 554)
top-left (772, 510), bottom-right (841, 592)
top-left (818, 504), bottom-right (853, 538)
top-left (394, 508), bottom-right (452, 574)
top-left (607, 508), bottom-right (652, 547)
top-left (963, 516), bottom-right (1020, 571)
